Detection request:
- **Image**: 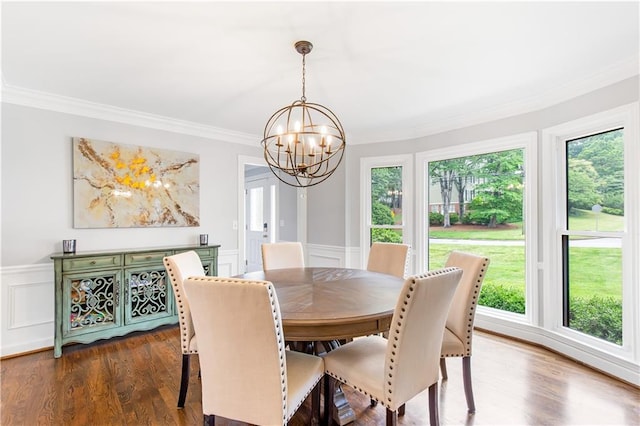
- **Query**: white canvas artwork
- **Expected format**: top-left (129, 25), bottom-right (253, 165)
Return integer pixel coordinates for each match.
top-left (73, 137), bottom-right (200, 228)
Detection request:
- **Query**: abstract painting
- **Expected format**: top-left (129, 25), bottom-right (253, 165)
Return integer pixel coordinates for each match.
top-left (73, 137), bottom-right (199, 228)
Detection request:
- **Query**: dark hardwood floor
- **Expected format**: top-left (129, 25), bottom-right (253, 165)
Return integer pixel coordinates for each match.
top-left (1, 326), bottom-right (638, 425)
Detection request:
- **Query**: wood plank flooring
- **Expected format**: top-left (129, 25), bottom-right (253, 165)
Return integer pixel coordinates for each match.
top-left (1, 326), bottom-right (638, 425)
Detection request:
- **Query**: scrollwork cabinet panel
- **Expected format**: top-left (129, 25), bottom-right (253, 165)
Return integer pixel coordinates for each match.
top-left (62, 269), bottom-right (123, 337)
top-left (124, 266), bottom-right (172, 324)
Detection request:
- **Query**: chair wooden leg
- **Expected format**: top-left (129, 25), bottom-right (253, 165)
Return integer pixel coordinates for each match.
top-left (439, 357), bottom-right (448, 380)
top-left (204, 414), bottom-right (215, 425)
top-left (398, 403), bottom-right (405, 416)
top-left (322, 375), bottom-right (334, 425)
top-left (428, 382), bottom-right (439, 426)
top-left (385, 408), bottom-right (397, 426)
top-left (462, 356), bottom-right (476, 414)
top-left (311, 381), bottom-right (321, 425)
top-left (178, 354), bottom-right (190, 408)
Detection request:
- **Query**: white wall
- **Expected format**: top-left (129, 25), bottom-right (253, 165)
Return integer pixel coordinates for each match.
top-left (1, 104), bottom-right (261, 266)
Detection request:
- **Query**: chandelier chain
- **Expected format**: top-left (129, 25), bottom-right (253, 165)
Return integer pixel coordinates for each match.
top-left (301, 52), bottom-right (307, 103)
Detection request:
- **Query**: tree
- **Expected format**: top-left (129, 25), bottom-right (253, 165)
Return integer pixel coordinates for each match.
top-left (467, 150), bottom-right (524, 227)
top-left (429, 157), bottom-right (479, 227)
top-left (371, 166), bottom-right (402, 224)
top-left (569, 130), bottom-right (624, 214)
top-left (567, 158), bottom-right (601, 211)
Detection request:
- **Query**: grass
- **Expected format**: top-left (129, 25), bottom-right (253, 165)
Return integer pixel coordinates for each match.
top-left (429, 224), bottom-right (525, 240)
top-left (568, 209), bottom-right (624, 232)
top-left (428, 209), bottom-right (624, 239)
top-left (425, 209), bottom-right (623, 302)
top-left (428, 244), bottom-right (622, 300)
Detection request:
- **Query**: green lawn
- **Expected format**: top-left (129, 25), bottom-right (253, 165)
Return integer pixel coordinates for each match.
top-left (428, 244), bottom-right (622, 300)
top-left (429, 224), bottom-right (524, 240)
top-left (568, 209), bottom-right (624, 232)
top-left (426, 210), bottom-right (623, 301)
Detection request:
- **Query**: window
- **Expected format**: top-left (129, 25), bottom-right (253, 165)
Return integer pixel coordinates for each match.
top-left (563, 129), bottom-right (624, 345)
top-left (416, 133), bottom-right (537, 320)
top-left (544, 104), bottom-right (638, 356)
top-left (248, 186), bottom-right (263, 232)
top-left (361, 155), bottom-right (412, 270)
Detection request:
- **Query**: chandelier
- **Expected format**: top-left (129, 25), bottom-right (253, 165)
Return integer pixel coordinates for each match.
top-left (261, 41), bottom-right (346, 187)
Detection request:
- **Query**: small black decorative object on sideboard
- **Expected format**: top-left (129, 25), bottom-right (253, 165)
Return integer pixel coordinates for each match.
top-left (51, 244), bottom-right (219, 358)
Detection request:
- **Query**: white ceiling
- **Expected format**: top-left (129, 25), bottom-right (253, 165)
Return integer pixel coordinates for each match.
top-left (2, 1), bottom-right (638, 145)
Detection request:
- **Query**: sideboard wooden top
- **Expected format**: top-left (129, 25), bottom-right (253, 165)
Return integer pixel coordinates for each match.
top-left (50, 244), bottom-right (220, 260)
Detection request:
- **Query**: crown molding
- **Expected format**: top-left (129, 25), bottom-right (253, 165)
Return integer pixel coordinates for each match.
top-left (3, 55), bottom-right (638, 147)
top-left (350, 56), bottom-right (639, 144)
top-left (0, 83), bottom-right (260, 146)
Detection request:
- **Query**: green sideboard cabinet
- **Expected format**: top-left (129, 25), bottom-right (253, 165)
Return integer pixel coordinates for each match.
top-left (51, 244), bottom-right (219, 358)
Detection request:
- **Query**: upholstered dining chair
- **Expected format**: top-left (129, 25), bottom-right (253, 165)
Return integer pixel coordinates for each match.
top-left (322, 267), bottom-right (463, 426)
top-left (261, 241), bottom-right (305, 271)
top-left (183, 276), bottom-right (324, 426)
top-left (366, 242), bottom-right (410, 278)
top-left (163, 251), bottom-right (206, 408)
top-left (440, 251), bottom-right (490, 414)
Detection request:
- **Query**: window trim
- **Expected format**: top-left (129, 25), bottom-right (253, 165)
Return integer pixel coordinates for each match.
top-left (415, 132), bottom-right (538, 324)
top-left (542, 102), bottom-right (640, 360)
top-left (360, 155), bottom-right (413, 271)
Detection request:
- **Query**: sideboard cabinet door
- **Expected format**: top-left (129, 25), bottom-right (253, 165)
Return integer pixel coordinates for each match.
top-left (124, 265), bottom-right (172, 324)
top-left (62, 269), bottom-right (123, 337)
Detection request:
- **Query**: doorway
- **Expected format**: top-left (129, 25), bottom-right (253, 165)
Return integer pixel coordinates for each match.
top-left (245, 170), bottom-right (276, 272)
top-left (237, 155), bottom-right (304, 274)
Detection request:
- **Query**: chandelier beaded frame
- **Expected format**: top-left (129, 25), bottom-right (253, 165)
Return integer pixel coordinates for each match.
top-left (261, 41), bottom-right (346, 188)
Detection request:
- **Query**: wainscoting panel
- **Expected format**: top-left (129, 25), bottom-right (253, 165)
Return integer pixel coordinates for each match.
top-left (306, 244), bottom-right (361, 269)
top-left (216, 249), bottom-right (238, 277)
top-left (1, 264), bottom-right (54, 357)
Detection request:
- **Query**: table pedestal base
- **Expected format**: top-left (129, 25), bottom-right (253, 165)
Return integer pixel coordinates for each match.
top-left (332, 385), bottom-right (356, 425)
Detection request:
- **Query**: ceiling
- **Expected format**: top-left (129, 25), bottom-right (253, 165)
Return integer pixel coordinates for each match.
top-left (2, 1), bottom-right (638, 145)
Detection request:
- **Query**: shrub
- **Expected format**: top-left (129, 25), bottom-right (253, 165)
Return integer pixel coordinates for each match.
top-left (569, 295), bottom-right (622, 345)
top-left (371, 228), bottom-right (403, 243)
top-left (372, 202), bottom-right (394, 225)
top-left (478, 284), bottom-right (525, 314)
top-left (479, 285), bottom-right (622, 345)
top-left (448, 212), bottom-right (459, 224)
top-left (429, 212), bottom-right (443, 226)
top-left (602, 207), bottom-right (623, 216)
top-left (461, 213), bottom-right (473, 224)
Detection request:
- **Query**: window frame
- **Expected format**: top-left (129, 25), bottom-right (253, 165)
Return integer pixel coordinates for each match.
top-left (415, 132), bottom-right (538, 324)
top-left (542, 103), bottom-right (640, 359)
top-left (360, 155), bottom-right (413, 271)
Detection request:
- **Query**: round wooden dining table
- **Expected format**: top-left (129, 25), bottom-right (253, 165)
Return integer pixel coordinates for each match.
top-left (236, 266), bottom-right (405, 342)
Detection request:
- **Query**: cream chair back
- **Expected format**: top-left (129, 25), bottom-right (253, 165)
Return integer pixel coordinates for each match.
top-left (261, 242), bottom-right (305, 271)
top-left (163, 250), bottom-right (207, 408)
top-left (384, 267), bottom-right (463, 407)
top-left (366, 242), bottom-right (410, 278)
top-left (183, 276), bottom-right (324, 425)
top-left (163, 251), bottom-right (205, 354)
top-left (444, 251), bottom-right (490, 353)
